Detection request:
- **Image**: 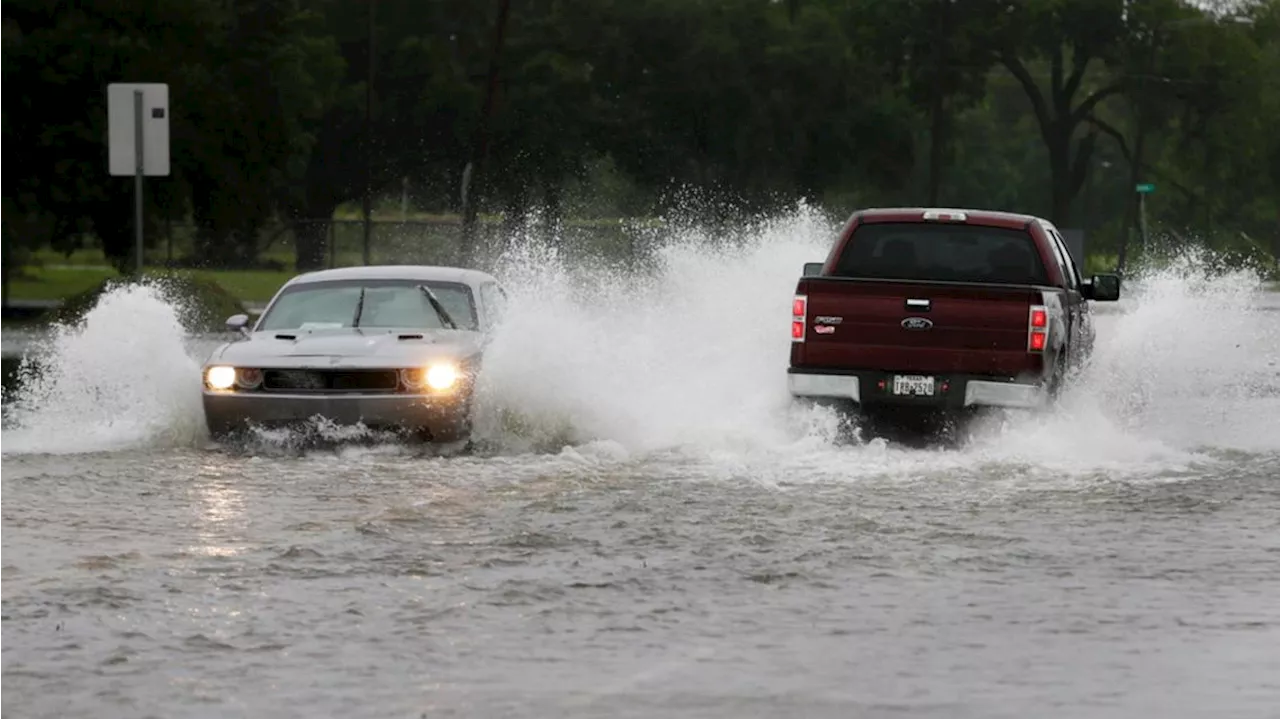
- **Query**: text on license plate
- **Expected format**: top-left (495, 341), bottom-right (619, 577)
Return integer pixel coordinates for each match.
top-left (892, 374), bottom-right (935, 396)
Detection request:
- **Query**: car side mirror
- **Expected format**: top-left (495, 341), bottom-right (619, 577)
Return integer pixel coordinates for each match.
top-left (1083, 273), bottom-right (1121, 302)
top-left (802, 262), bottom-right (824, 277)
top-left (225, 313), bottom-right (250, 334)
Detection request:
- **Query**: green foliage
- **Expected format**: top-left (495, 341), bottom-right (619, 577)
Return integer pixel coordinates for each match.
top-left (2, 0), bottom-right (1277, 280)
top-left (48, 273), bottom-right (247, 333)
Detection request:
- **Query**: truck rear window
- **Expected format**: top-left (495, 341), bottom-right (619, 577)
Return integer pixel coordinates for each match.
top-left (832, 222), bottom-right (1050, 285)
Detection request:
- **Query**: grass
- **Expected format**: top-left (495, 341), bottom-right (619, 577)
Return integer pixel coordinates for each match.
top-left (7, 265), bottom-right (292, 305)
top-left (7, 266), bottom-right (117, 301)
top-left (46, 273), bottom-right (249, 333)
top-left (196, 270), bottom-right (293, 304)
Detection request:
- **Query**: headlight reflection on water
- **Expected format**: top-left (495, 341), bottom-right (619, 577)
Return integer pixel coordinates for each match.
top-left (190, 469), bottom-right (248, 558)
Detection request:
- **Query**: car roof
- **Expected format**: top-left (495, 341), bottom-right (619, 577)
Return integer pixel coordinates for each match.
top-left (851, 207), bottom-right (1044, 230)
top-left (283, 264), bottom-right (499, 289)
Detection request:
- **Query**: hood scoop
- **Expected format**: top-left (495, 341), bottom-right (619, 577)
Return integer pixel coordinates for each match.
top-left (274, 333), bottom-right (297, 340)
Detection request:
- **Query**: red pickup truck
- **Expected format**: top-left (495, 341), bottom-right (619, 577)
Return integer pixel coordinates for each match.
top-left (787, 208), bottom-right (1120, 420)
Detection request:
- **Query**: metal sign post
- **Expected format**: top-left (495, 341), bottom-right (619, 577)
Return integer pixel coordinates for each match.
top-left (1135, 183), bottom-right (1155, 257)
top-left (108, 83), bottom-right (170, 274)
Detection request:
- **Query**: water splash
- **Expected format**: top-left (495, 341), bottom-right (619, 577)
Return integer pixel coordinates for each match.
top-left (2, 281), bottom-right (208, 454)
top-left (1055, 247), bottom-right (1280, 454)
top-left (473, 208), bottom-right (1280, 481)
top-left (3, 207), bottom-right (1276, 479)
top-left (472, 201), bottom-right (841, 454)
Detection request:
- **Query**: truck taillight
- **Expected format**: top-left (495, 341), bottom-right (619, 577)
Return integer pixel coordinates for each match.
top-left (792, 294), bottom-right (807, 343)
top-left (1028, 304), bottom-right (1048, 353)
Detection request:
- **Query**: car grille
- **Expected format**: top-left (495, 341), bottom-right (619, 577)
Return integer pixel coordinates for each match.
top-left (262, 369), bottom-right (400, 393)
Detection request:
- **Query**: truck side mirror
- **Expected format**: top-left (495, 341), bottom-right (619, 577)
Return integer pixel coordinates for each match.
top-left (802, 262), bottom-right (824, 277)
top-left (1083, 274), bottom-right (1121, 302)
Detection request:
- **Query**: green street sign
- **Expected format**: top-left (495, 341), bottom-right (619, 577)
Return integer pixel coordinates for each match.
top-left (1135, 183), bottom-right (1156, 194)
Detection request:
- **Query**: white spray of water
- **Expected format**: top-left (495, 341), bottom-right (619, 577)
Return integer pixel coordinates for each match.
top-left (473, 209), bottom-right (1280, 482)
top-left (1056, 248), bottom-right (1280, 454)
top-left (472, 203), bottom-right (839, 454)
top-left (2, 282), bottom-right (208, 454)
top-left (3, 208), bottom-right (1277, 484)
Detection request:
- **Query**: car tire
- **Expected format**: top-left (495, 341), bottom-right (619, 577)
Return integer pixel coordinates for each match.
top-left (1046, 357), bottom-right (1069, 404)
top-left (422, 396), bottom-right (475, 444)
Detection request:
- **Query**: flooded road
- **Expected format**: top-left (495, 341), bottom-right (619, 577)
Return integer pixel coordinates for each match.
top-left (4, 219), bottom-right (1280, 718)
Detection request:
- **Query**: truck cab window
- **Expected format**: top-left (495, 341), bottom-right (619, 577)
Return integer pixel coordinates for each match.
top-left (1049, 230), bottom-right (1083, 290)
top-left (833, 223), bottom-right (1051, 286)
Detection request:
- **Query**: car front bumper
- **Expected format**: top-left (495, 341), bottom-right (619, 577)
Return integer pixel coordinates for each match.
top-left (787, 368), bottom-right (1049, 411)
top-left (202, 390), bottom-right (471, 441)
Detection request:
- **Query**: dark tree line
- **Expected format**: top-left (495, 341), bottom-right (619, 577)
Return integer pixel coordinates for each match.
top-left (4, 0), bottom-right (1279, 275)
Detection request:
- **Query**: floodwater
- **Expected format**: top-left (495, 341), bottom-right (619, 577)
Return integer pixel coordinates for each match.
top-left (4, 209), bottom-right (1280, 718)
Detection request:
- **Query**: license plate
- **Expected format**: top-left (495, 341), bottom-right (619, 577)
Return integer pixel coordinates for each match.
top-left (892, 374), bottom-right (935, 396)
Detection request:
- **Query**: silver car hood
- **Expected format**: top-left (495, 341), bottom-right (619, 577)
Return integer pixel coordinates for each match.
top-left (205, 327), bottom-right (484, 369)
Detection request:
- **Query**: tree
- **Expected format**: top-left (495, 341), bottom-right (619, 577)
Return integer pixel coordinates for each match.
top-left (2, 0), bottom-right (224, 269)
top-left (895, 0), bottom-right (1006, 204)
top-left (285, 0), bottom-right (489, 269)
top-left (182, 0), bottom-right (345, 267)
top-left (996, 0), bottom-right (1131, 226)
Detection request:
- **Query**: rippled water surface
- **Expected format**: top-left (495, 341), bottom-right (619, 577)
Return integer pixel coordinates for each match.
top-left (4, 213), bottom-right (1280, 718)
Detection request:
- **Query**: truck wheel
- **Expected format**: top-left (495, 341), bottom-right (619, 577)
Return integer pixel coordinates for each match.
top-left (794, 396), bottom-right (861, 443)
top-left (1046, 359), bottom-right (1068, 404)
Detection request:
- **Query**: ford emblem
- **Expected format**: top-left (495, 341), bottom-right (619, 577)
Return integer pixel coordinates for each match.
top-left (901, 317), bottom-right (933, 330)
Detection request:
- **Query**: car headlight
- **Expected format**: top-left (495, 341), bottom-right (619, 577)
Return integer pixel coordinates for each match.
top-left (399, 362), bottom-right (463, 392)
top-left (205, 365), bottom-right (236, 390)
top-left (236, 367), bottom-right (263, 389)
top-left (426, 363), bottom-right (459, 390)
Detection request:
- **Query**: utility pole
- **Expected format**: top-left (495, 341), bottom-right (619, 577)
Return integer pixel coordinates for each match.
top-left (0, 223), bottom-right (8, 308)
top-left (362, 0), bottom-right (376, 266)
top-left (459, 0), bottom-right (512, 267)
top-left (1138, 184), bottom-right (1150, 256)
top-left (1117, 30), bottom-right (1158, 278)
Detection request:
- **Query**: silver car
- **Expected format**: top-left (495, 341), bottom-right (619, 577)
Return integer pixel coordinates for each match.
top-left (200, 264), bottom-right (507, 443)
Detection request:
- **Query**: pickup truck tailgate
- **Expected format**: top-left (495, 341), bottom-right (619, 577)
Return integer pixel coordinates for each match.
top-left (795, 279), bottom-right (1044, 376)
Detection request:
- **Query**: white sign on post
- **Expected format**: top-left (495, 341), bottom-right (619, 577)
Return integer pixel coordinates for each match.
top-left (107, 82), bottom-right (170, 273)
top-left (108, 83), bottom-right (170, 176)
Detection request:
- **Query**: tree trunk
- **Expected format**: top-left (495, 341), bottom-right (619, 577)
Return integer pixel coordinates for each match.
top-left (1116, 106), bottom-right (1148, 276)
top-left (927, 95), bottom-right (947, 206)
top-left (1001, 52), bottom-right (1116, 229)
top-left (1, 251), bottom-right (11, 308)
top-left (1048, 128), bottom-right (1073, 227)
top-left (459, 0), bottom-right (512, 268)
top-left (925, 0), bottom-right (951, 207)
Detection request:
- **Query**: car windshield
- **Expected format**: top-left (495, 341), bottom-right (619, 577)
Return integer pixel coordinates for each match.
top-left (833, 222), bottom-right (1050, 285)
top-left (257, 279), bottom-right (478, 332)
